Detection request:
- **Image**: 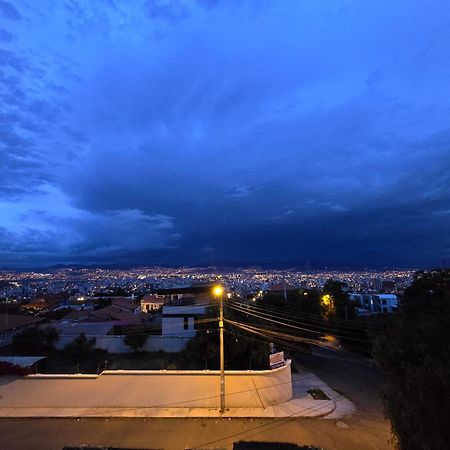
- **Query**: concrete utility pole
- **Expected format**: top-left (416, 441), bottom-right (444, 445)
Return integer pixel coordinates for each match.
top-left (219, 292), bottom-right (225, 413)
top-left (213, 285), bottom-right (225, 413)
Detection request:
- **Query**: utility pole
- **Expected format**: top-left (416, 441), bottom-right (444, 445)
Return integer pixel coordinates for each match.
top-left (219, 292), bottom-right (225, 413)
top-left (213, 285), bottom-right (225, 413)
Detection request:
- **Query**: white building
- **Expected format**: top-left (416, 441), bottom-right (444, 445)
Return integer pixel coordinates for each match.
top-left (349, 293), bottom-right (398, 314)
top-left (372, 294), bottom-right (398, 313)
top-left (161, 305), bottom-right (207, 337)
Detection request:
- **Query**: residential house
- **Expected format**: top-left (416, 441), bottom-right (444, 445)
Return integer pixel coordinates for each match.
top-left (154, 285), bottom-right (214, 306)
top-left (267, 282), bottom-right (297, 300)
top-left (349, 293), bottom-right (398, 314)
top-left (372, 294), bottom-right (398, 313)
top-left (162, 304), bottom-right (207, 338)
top-left (62, 303), bottom-right (144, 325)
top-left (141, 294), bottom-right (167, 312)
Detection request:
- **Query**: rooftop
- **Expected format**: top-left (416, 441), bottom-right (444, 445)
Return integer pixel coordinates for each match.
top-left (0, 314), bottom-right (43, 332)
top-left (268, 282), bottom-right (297, 291)
top-left (0, 356), bottom-right (46, 368)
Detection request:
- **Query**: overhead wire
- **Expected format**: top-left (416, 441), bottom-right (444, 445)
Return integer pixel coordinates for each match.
top-left (226, 302), bottom-right (374, 344)
top-left (228, 297), bottom-right (386, 332)
top-left (225, 318), bottom-right (371, 364)
top-left (227, 318), bottom-right (342, 352)
top-left (225, 303), bottom-right (379, 355)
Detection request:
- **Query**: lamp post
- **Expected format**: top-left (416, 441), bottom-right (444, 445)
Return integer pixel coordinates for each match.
top-left (212, 284), bottom-right (225, 413)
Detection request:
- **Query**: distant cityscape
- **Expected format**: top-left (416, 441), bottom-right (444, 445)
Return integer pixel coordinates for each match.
top-left (0, 264), bottom-right (415, 363)
top-left (0, 266), bottom-right (416, 301)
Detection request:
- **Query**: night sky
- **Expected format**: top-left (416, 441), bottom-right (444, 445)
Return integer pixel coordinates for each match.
top-left (1, 1), bottom-right (449, 269)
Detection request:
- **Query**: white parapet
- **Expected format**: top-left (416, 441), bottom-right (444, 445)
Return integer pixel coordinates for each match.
top-left (0, 360), bottom-right (292, 409)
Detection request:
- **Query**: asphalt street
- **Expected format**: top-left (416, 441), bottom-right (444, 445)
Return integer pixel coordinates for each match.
top-left (0, 415), bottom-right (393, 450)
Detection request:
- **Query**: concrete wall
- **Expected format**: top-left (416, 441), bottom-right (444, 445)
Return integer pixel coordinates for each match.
top-left (162, 317), bottom-right (196, 337)
top-left (161, 305), bottom-right (206, 337)
top-left (0, 361), bottom-right (292, 409)
top-left (55, 335), bottom-right (191, 353)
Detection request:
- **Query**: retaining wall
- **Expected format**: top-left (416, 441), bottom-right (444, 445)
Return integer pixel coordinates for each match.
top-left (0, 361), bottom-right (292, 409)
top-left (55, 335), bottom-right (190, 353)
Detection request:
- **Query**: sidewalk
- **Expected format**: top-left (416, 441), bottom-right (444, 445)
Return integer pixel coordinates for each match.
top-left (0, 371), bottom-right (354, 419)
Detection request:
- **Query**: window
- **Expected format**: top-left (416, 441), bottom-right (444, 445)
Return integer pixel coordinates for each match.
top-left (183, 317), bottom-right (189, 330)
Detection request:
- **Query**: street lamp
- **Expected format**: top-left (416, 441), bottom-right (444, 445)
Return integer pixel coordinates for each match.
top-left (212, 284), bottom-right (225, 413)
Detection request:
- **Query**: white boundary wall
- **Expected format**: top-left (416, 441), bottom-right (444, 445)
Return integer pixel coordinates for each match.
top-left (55, 335), bottom-right (190, 353)
top-left (0, 361), bottom-right (292, 409)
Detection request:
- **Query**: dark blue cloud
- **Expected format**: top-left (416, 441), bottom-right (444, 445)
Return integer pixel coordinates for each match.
top-left (145, 0), bottom-right (190, 23)
top-left (0, 28), bottom-right (12, 41)
top-left (0, 0), bottom-right (21, 20)
top-left (0, 0), bottom-right (449, 268)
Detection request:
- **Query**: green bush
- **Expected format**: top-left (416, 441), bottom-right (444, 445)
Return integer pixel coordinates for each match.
top-left (375, 269), bottom-right (450, 450)
top-left (123, 333), bottom-right (148, 352)
top-left (64, 332), bottom-right (96, 361)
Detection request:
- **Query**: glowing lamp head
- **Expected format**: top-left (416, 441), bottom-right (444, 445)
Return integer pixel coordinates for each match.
top-left (212, 285), bottom-right (224, 297)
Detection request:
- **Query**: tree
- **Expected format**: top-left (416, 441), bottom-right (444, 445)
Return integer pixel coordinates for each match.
top-left (12, 326), bottom-right (58, 355)
top-left (261, 289), bottom-right (322, 317)
top-left (124, 333), bottom-right (148, 352)
top-left (180, 305), bottom-right (270, 370)
top-left (322, 279), bottom-right (355, 320)
top-left (374, 269), bottom-right (450, 450)
top-left (64, 332), bottom-right (96, 361)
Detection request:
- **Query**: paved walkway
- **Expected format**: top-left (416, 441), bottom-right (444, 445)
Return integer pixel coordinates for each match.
top-left (0, 371), bottom-right (354, 419)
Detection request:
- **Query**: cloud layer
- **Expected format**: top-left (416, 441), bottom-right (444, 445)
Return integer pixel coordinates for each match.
top-left (0, 0), bottom-right (449, 268)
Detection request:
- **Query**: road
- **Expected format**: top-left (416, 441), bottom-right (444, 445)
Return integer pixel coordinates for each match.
top-left (296, 347), bottom-right (387, 421)
top-left (0, 415), bottom-right (393, 450)
top-left (0, 351), bottom-right (393, 450)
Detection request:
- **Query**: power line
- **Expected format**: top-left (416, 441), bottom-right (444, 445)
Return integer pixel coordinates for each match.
top-left (226, 318), bottom-right (369, 363)
top-left (226, 302), bottom-right (373, 344)
top-left (229, 298), bottom-right (386, 332)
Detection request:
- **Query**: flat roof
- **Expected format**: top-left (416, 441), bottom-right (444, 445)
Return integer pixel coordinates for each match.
top-left (0, 356), bottom-right (46, 367)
